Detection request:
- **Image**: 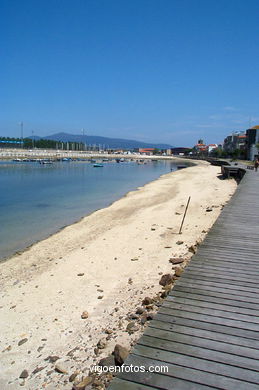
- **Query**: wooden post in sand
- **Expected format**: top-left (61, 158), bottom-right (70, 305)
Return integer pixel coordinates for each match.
top-left (179, 196), bottom-right (191, 234)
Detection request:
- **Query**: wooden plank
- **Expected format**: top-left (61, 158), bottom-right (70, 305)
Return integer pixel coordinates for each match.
top-left (149, 320), bottom-right (259, 349)
top-left (193, 253), bottom-right (259, 266)
top-left (172, 285), bottom-right (259, 304)
top-left (175, 280), bottom-right (259, 299)
top-left (120, 354), bottom-right (259, 390)
top-left (188, 263), bottom-right (259, 275)
top-left (142, 327), bottom-right (259, 360)
top-left (182, 269), bottom-right (259, 285)
top-left (138, 334), bottom-right (259, 371)
top-left (157, 308), bottom-right (259, 333)
top-left (196, 248), bottom-right (259, 259)
top-left (159, 304), bottom-right (259, 326)
top-left (166, 295), bottom-right (259, 316)
top-left (177, 277), bottom-right (259, 293)
top-left (133, 343), bottom-right (259, 384)
top-left (168, 290), bottom-right (259, 310)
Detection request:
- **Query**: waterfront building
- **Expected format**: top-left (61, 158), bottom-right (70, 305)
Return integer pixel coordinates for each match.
top-left (246, 126), bottom-right (259, 160)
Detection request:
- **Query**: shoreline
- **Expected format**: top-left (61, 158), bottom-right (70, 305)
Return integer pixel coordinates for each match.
top-left (0, 158), bottom-right (194, 263)
top-left (0, 163), bottom-right (237, 389)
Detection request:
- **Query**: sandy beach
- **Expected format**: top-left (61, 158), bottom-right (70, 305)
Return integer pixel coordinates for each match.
top-left (0, 162), bottom-right (237, 390)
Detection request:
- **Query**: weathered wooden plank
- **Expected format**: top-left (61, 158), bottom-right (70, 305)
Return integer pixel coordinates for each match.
top-left (196, 248), bottom-right (259, 259)
top-left (175, 280), bottom-right (259, 299)
top-left (133, 344), bottom-right (259, 384)
top-left (154, 313), bottom-right (259, 340)
top-left (177, 277), bottom-right (259, 293)
top-left (149, 320), bottom-right (259, 349)
top-left (159, 304), bottom-right (259, 327)
top-left (172, 285), bottom-right (259, 304)
top-left (142, 327), bottom-right (259, 360)
top-left (138, 334), bottom-right (259, 371)
top-left (193, 253), bottom-right (259, 265)
top-left (188, 263), bottom-right (259, 275)
top-left (182, 269), bottom-right (259, 285)
top-left (158, 307), bottom-right (259, 332)
top-left (120, 354), bottom-right (259, 390)
top-left (168, 290), bottom-right (259, 310)
top-left (166, 295), bottom-right (259, 316)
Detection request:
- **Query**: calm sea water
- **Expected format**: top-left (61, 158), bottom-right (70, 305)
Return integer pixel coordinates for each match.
top-left (0, 159), bottom-right (180, 260)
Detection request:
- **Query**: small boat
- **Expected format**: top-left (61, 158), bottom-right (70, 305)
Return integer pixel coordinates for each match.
top-left (42, 161), bottom-right (53, 165)
top-left (39, 160), bottom-right (53, 165)
top-left (93, 163), bottom-right (103, 168)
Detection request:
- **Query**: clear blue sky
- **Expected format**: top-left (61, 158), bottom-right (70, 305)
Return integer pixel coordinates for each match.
top-left (1, 0), bottom-right (259, 146)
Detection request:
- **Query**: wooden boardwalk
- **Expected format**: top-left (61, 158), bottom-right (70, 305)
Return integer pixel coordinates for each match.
top-left (109, 170), bottom-right (259, 390)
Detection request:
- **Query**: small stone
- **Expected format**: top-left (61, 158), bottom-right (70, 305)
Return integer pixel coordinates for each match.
top-left (169, 258), bottom-right (184, 265)
top-left (128, 278), bottom-right (133, 284)
top-left (18, 338), bottom-right (28, 346)
top-left (97, 337), bottom-right (107, 349)
top-left (161, 284), bottom-right (172, 298)
top-left (99, 355), bottom-right (116, 369)
top-left (188, 245), bottom-right (196, 254)
top-left (160, 290), bottom-right (168, 299)
top-left (175, 267), bottom-right (184, 277)
top-left (176, 241), bottom-right (184, 245)
top-left (131, 257), bottom-right (139, 261)
top-left (113, 344), bottom-right (129, 366)
top-left (151, 228), bottom-right (156, 231)
top-left (72, 376), bottom-right (92, 390)
top-left (47, 355), bottom-right (60, 363)
top-left (19, 370), bottom-right (29, 379)
top-left (92, 377), bottom-right (103, 387)
top-left (32, 366), bottom-right (45, 375)
top-left (55, 364), bottom-right (68, 374)
top-left (77, 273), bottom-right (84, 276)
top-left (69, 370), bottom-right (79, 382)
top-left (140, 313), bottom-right (148, 324)
top-left (126, 322), bottom-right (139, 334)
top-left (128, 312), bottom-right (138, 320)
top-left (136, 307), bottom-right (145, 315)
top-left (2, 345), bottom-right (12, 352)
top-left (159, 274), bottom-right (174, 286)
top-left (81, 311), bottom-right (89, 319)
top-left (142, 297), bottom-right (153, 306)
top-left (97, 295), bottom-right (103, 299)
top-left (206, 207), bottom-right (213, 212)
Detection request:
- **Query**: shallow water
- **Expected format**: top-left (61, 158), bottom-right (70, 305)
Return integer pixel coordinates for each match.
top-left (0, 159), bottom-right (182, 260)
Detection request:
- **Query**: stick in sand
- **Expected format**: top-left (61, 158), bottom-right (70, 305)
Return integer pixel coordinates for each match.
top-left (179, 196), bottom-right (191, 234)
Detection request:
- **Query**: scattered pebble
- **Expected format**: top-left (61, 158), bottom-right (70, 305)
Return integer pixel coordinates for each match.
top-left (18, 338), bottom-right (28, 346)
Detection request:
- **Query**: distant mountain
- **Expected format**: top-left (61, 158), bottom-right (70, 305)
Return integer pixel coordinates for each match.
top-left (32, 132), bottom-right (173, 149)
